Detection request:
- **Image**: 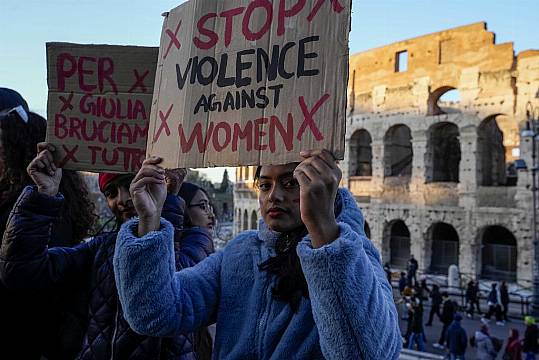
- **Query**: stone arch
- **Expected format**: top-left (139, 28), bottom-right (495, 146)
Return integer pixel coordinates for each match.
top-left (425, 122), bottom-right (461, 183)
top-left (237, 208), bottom-right (242, 233)
top-left (250, 210), bottom-right (257, 230)
top-left (479, 225), bottom-right (517, 282)
top-left (364, 220), bottom-right (371, 239)
top-left (383, 220), bottom-right (411, 268)
top-left (383, 125), bottom-right (413, 178)
top-left (477, 115), bottom-right (507, 186)
top-left (428, 222), bottom-right (460, 274)
top-left (428, 86), bottom-right (461, 116)
top-left (349, 129), bottom-right (373, 176)
top-left (243, 209), bottom-right (248, 231)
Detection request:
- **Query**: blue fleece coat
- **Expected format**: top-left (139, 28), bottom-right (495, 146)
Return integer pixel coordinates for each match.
top-left (114, 188), bottom-right (402, 359)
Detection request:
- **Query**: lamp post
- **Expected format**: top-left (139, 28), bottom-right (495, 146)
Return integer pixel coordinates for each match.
top-left (522, 101), bottom-right (539, 315)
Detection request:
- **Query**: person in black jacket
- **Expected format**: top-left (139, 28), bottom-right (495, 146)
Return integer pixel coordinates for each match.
top-left (523, 316), bottom-right (539, 359)
top-left (433, 292), bottom-right (456, 349)
top-left (466, 280), bottom-right (482, 319)
top-left (407, 297), bottom-right (425, 351)
top-left (0, 108), bottom-right (97, 359)
top-left (500, 281), bottom-right (510, 322)
top-left (446, 314), bottom-right (467, 359)
top-left (0, 145), bottom-right (214, 359)
top-left (425, 284), bottom-right (442, 326)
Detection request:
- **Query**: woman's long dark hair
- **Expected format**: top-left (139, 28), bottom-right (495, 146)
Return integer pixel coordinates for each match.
top-left (254, 165), bottom-right (310, 312)
top-left (0, 111), bottom-right (97, 243)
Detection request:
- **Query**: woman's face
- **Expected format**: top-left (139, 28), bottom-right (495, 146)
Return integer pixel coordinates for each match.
top-left (258, 164), bottom-right (303, 233)
top-left (187, 189), bottom-right (215, 229)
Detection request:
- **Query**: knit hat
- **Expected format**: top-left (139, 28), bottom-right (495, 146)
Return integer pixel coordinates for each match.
top-left (0, 87), bottom-right (29, 112)
top-left (98, 173), bottom-right (133, 193)
top-left (178, 182), bottom-right (202, 206)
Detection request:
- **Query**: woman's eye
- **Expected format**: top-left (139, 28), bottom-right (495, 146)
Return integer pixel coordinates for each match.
top-left (283, 179), bottom-right (299, 189)
top-left (104, 188), bottom-right (117, 199)
top-left (258, 183), bottom-right (271, 192)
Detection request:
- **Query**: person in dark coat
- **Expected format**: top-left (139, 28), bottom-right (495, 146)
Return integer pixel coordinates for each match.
top-left (407, 297), bottom-right (425, 351)
top-left (0, 145), bottom-right (213, 359)
top-left (500, 281), bottom-right (510, 321)
top-left (178, 181), bottom-right (217, 360)
top-left (523, 316), bottom-right (539, 360)
top-left (466, 280), bottom-right (481, 318)
top-left (384, 262), bottom-right (393, 285)
top-left (433, 292), bottom-right (456, 349)
top-left (425, 284), bottom-right (442, 326)
top-left (399, 272), bottom-right (408, 294)
top-left (0, 107), bottom-right (97, 359)
top-left (407, 255), bottom-right (418, 286)
top-left (446, 313), bottom-right (467, 359)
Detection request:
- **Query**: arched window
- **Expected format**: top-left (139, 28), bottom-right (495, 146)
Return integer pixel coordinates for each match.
top-left (429, 223), bottom-right (459, 274)
top-left (250, 210), bottom-right (257, 230)
top-left (478, 116), bottom-right (507, 186)
top-left (243, 209), bottom-right (248, 231)
top-left (428, 87), bottom-right (461, 116)
top-left (389, 220), bottom-right (410, 268)
top-left (364, 220), bottom-right (371, 239)
top-left (426, 122), bottom-right (460, 182)
top-left (350, 129), bottom-right (373, 176)
top-left (481, 226), bottom-right (517, 282)
top-left (384, 125), bottom-right (413, 178)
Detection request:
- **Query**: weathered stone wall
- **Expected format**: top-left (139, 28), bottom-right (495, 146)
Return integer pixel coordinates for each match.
top-left (233, 23), bottom-right (539, 286)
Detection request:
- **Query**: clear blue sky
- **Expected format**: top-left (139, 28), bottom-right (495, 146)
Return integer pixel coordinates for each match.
top-left (1, 0), bottom-right (537, 182)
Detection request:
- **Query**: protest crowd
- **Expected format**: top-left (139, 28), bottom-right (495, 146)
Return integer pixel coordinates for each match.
top-left (389, 255), bottom-right (539, 360)
top-left (0, 86), bottom-right (401, 359)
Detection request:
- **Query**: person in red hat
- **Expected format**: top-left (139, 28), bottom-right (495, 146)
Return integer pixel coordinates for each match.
top-left (0, 143), bottom-right (213, 359)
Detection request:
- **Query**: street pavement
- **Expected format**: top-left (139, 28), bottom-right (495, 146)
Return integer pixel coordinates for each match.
top-left (398, 300), bottom-right (528, 359)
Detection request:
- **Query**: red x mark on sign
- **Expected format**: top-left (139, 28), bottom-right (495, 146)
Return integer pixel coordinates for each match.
top-left (58, 145), bottom-right (79, 167)
top-left (153, 104), bottom-right (174, 142)
top-left (296, 94), bottom-right (330, 141)
top-left (163, 20), bottom-right (182, 60)
top-left (128, 69), bottom-right (150, 93)
top-left (59, 92), bottom-right (74, 112)
top-left (307, 0), bottom-right (345, 22)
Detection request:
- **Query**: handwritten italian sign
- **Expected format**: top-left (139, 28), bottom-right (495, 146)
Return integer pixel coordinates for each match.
top-left (148, 0), bottom-right (351, 167)
top-left (46, 43), bottom-right (158, 173)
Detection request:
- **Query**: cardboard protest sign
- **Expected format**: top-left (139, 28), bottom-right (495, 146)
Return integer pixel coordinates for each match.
top-left (46, 43), bottom-right (158, 173)
top-left (148, 0), bottom-right (351, 168)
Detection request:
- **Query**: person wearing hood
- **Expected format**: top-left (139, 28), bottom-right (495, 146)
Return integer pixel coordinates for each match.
top-left (113, 150), bottom-right (402, 359)
top-left (446, 313), bottom-right (467, 360)
top-left (503, 328), bottom-right (522, 360)
top-left (475, 324), bottom-right (497, 360)
top-left (523, 316), bottom-right (539, 360)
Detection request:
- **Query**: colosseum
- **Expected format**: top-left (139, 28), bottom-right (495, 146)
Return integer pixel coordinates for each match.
top-left (234, 22), bottom-right (539, 286)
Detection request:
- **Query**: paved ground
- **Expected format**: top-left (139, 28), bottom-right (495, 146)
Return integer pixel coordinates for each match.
top-left (398, 299), bottom-right (528, 359)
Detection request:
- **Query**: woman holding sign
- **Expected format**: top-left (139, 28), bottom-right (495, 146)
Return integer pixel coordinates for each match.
top-left (114, 150), bottom-right (402, 359)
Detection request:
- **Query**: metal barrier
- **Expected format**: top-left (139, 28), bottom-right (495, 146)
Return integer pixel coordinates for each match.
top-left (399, 349), bottom-right (444, 360)
top-left (389, 272), bottom-right (534, 317)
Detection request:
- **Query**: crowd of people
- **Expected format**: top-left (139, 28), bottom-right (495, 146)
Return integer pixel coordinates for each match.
top-left (0, 87), bottom-right (402, 359)
top-left (389, 255), bottom-right (539, 359)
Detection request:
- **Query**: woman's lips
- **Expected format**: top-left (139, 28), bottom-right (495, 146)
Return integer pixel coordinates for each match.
top-left (267, 208), bottom-right (286, 218)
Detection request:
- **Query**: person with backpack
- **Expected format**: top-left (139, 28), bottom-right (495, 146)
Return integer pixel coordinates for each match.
top-left (433, 291), bottom-right (456, 349)
top-left (475, 324), bottom-right (498, 360)
top-left (446, 313), bottom-right (467, 360)
top-left (407, 297), bottom-right (425, 352)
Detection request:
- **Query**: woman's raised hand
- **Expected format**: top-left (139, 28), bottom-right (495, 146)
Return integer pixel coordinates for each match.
top-left (130, 156), bottom-right (167, 236)
top-left (293, 149), bottom-right (342, 248)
